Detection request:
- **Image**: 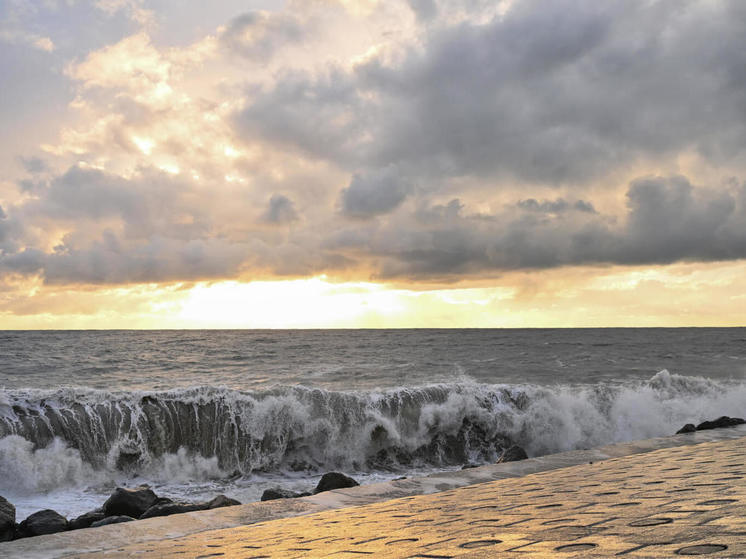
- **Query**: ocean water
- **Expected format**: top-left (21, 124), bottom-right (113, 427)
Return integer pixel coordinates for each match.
top-left (1, 328), bottom-right (745, 519)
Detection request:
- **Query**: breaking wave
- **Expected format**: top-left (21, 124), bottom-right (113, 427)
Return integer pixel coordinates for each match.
top-left (0, 370), bottom-right (744, 494)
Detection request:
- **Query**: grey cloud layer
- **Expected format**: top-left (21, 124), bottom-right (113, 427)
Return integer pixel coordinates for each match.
top-left (334, 176), bottom-right (746, 279)
top-left (3, 0), bottom-right (746, 286)
top-left (340, 167), bottom-right (412, 218)
top-left (3, 168), bottom-right (746, 284)
top-left (235, 0), bottom-right (746, 183)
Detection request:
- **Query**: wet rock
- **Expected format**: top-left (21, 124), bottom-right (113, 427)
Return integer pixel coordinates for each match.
top-left (152, 496), bottom-right (174, 506)
top-left (676, 423), bottom-right (696, 434)
top-left (103, 486), bottom-right (158, 518)
top-left (0, 495), bottom-right (15, 541)
top-left (314, 472), bottom-right (359, 494)
top-left (140, 502), bottom-right (206, 519)
top-left (90, 515), bottom-right (135, 528)
top-left (696, 416), bottom-right (746, 431)
top-left (497, 445), bottom-right (528, 463)
top-left (18, 509), bottom-right (68, 538)
top-left (69, 508), bottom-right (107, 530)
top-left (261, 488), bottom-right (307, 501)
top-left (207, 494), bottom-right (241, 509)
top-left (461, 463), bottom-right (480, 470)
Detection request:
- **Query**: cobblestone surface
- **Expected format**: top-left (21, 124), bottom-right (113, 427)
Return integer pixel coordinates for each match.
top-left (75, 437), bottom-right (746, 558)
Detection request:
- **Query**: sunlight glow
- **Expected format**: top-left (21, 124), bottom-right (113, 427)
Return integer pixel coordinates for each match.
top-left (132, 136), bottom-right (155, 155)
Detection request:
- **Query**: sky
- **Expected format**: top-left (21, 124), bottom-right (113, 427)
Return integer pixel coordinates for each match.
top-left (1, 0), bottom-right (746, 328)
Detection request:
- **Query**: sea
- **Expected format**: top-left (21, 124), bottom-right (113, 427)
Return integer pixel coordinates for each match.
top-left (1, 328), bottom-right (745, 519)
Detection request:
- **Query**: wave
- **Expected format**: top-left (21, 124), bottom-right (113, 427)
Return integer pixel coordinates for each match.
top-left (0, 371), bottom-right (744, 494)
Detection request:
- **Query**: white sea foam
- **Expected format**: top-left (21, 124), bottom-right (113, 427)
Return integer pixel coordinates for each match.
top-left (0, 370), bottom-right (744, 518)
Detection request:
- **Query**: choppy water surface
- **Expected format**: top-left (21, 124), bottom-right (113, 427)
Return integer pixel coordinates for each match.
top-left (0, 328), bottom-right (744, 518)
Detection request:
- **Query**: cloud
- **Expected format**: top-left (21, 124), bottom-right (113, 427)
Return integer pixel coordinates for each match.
top-left (339, 166), bottom-right (412, 218)
top-left (220, 10), bottom-right (307, 61)
top-left (18, 156), bottom-right (49, 174)
top-left (234, 66), bottom-right (369, 168)
top-left (3, 0), bottom-right (746, 293)
top-left (94, 0), bottom-right (154, 26)
top-left (408, 0), bottom-right (438, 22)
top-left (32, 36), bottom-right (55, 52)
top-left (234, 0), bottom-right (746, 184)
top-left (516, 198), bottom-right (597, 214)
top-left (326, 176), bottom-right (746, 279)
top-left (261, 194), bottom-right (299, 224)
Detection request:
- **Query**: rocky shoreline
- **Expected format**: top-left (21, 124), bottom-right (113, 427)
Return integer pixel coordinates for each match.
top-left (0, 470), bottom-right (370, 542)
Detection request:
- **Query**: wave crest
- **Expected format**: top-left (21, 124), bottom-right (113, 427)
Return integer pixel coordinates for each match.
top-left (1, 371), bottom-right (744, 493)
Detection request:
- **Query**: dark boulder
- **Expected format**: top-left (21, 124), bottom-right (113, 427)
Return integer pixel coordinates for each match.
top-left (152, 496), bottom-right (174, 506)
top-left (140, 502), bottom-right (206, 519)
top-left (69, 508), bottom-right (107, 530)
top-left (207, 494), bottom-right (241, 509)
top-left (0, 495), bottom-right (15, 542)
top-left (261, 488), bottom-right (308, 501)
top-left (696, 416), bottom-right (745, 431)
top-left (497, 445), bottom-right (528, 464)
top-left (103, 486), bottom-right (158, 518)
top-left (17, 509), bottom-right (68, 538)
top-left (676, 423), bottom-right (696, 434)
top-left (314, 472), bottom-right (359, 494)
top-left (90, 515), bottom-right (135, 528)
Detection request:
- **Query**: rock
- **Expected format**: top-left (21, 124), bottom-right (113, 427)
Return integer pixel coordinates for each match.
top-left (138, 494), bottom-right (240, 519)
top-left (696, 416), bottom-right (746, 431)
top-left (207, 494), bottom-right (241, 509)
top-left (90, 515), bottom-right (135, 528)
top-left (152, 496), bottom-right (174, 506)
top-left (461, 463), bottom-right (479, 470)
top-left (261, 488), bottom-right (307, 501)
top-left (314, 472), bottom-right (359, 494)
top-left (103, 486), bottom-right (158, 518)
top-left (497, 445), bottom-right (529, 464)
top-left (0, 495), bottom-right (15, 542)
top-left (17, 509), bottom-right (68, 538)
top-left (676, 423), bottom-right (696, 434)
top-left (140, 502), bottom-right (206, 519)
top-left (69, 509), bottom-right (107, 530)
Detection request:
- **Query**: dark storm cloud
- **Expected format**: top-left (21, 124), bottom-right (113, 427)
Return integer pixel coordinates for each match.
top-left (235, 68), bottom-right (369, 166)
top-left (339, 166), bottom-right (412, 218)
top-left (2, 168), bottom-right (746, 283)
top-left (328, 176), bottom-right (746, 279)
top-left (234, 0), bottom-right (746, 183)
top-left (261, 194), bottom-right (299, 224)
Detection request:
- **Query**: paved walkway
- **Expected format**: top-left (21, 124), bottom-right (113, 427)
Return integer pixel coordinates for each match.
top-left (76, 436), bottom-right (746, 558)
